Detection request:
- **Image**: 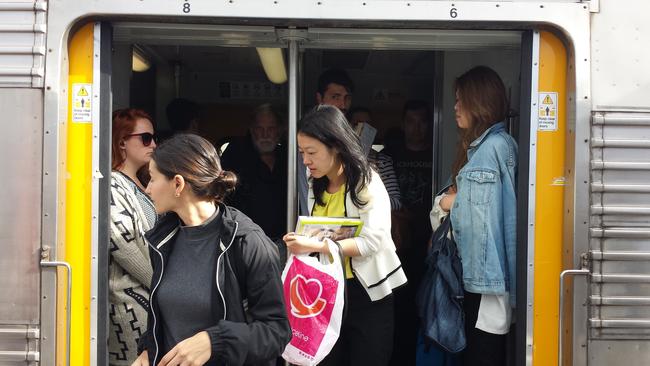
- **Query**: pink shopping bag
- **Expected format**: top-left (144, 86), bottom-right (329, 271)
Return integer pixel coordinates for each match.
top-left (281, 240), bottom-right (344, 366)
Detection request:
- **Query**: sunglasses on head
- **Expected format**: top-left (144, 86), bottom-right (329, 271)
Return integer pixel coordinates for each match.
top-left (125, 132), bottom-right (156, 146)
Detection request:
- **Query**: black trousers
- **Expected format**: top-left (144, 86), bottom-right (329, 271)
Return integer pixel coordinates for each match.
top-left (461, 291), bottom-right (506, 366)
top-left (320, 278), bottom-right (395, 366)
top-left (389, 251), bottom-right (421, 366)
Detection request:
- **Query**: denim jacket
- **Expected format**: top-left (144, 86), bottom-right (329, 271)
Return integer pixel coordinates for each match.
top-left (450, 122), bottom-right (518, 308)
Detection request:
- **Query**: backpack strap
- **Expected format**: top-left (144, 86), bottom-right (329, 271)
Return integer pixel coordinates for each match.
top-left (331, 241), bottom-right (349, 323)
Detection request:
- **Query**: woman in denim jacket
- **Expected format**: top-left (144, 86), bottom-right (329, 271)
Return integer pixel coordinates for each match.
top-left (435, 66), bottom-right (517, 366)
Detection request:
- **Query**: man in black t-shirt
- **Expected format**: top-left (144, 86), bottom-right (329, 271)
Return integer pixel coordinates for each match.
top-left (385, 100), bottom-right (433, 220)
top-left (384, 100), bottom-right (434, 366)
top-left (385, 100), bottom-right (434, 216)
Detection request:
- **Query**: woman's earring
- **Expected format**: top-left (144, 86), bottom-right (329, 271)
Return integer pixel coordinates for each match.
top-left (175, 192), bottom-right (180, 197)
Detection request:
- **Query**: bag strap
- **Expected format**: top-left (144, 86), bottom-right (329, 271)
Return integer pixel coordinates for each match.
top-left (333, 241), bottom-right (349, 323)
top-left (433, 215), bottom-right (453, 243)
top-left (447, 216), bottom-right (455, 242)
top-left (445, 216), bottom-right (461, 259)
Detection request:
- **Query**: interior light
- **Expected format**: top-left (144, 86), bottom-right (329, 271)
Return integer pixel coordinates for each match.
top-left (256, 47), bottom-right (287, 84)
top-left (132, 48), bottom-right (151, 72)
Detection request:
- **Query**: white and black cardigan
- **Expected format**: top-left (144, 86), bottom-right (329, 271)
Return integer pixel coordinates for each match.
top-left (308, 170), bottom-right (408, 301)
top-left (108, 172), bottom-right (155, 365)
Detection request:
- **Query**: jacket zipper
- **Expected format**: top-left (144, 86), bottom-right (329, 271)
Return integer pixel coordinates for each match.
top-left (215, 222), bottom-right (239, 320)
top-left (147, 227), bottom-right (178, 366)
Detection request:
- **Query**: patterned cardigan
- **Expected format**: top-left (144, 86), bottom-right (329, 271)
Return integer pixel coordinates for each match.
top-left (108, 172), bottom-right (154, 365)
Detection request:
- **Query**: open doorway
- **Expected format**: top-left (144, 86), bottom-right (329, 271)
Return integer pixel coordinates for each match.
top-left (105, 23), bottom-right (529, 366)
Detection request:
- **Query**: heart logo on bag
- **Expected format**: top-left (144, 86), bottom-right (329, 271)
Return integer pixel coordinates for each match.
top-left (289, 274), bottom-right (327, 318)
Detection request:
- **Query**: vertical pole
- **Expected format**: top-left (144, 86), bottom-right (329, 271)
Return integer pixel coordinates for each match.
top-left (516, 30), bottom-right (536, 366)
top-left (430, 51), bottom-right (444, 194)
top-left (534, 30), bottom-right (568, 366)
top-left (96, 22), bottom-right (114, 366)
top-left (286, 40), bottom-right (299, 232)
top-left (90, 22), bottom-right (102, 366)
top-left (65, 22), bottom-right (94, 366)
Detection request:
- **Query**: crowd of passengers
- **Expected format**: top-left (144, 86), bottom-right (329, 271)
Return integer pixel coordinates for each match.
top-left (108, 65), bottom-right (517, 366)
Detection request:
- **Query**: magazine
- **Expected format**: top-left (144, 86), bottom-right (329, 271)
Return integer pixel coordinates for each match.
top-left (295, 216), bottom-right (363, 241)
top-left (354, 122), bottom-right (377, 157)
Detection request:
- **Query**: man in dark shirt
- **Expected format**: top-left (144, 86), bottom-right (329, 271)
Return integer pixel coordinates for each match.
top-left (158, 98), bottom-right (200, 141)
top-left (221, 104), bottom-right (287, 241)
top-left (384, 99), bottom-right (434, 366)
top-left (387, 100), bottom-right (434, 217)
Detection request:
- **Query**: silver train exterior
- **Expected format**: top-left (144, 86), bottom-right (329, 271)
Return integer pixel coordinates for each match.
top-left (1, 0), bottom-right (649, 365)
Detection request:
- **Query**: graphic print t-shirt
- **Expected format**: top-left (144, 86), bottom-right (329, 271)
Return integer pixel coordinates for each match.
top-left (389, 147), bottom-right (433, 215)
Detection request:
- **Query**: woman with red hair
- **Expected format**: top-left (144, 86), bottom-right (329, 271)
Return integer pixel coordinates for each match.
top-left (109, 108), bottom-right (157, 365)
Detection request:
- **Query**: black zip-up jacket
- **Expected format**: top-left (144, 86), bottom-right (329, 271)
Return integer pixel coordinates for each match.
top-left (138, 204), bottom-right (291, 365)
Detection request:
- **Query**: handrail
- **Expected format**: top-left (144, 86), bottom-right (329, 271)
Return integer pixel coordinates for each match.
top-left (558, 269), bottom-right (589, 366)
top-left (40, 261), bottom-right (71, 366)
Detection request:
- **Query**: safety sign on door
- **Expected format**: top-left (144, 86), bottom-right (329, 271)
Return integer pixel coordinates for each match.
top-left (72, 83), bottom-right (92, 123)
top-left (538, 92), bottom-right (558, 131)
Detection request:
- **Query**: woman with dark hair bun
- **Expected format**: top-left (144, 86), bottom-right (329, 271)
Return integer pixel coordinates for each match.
top-left (132, 134), bottom-right (291, 366)
top-left (283, 105), bottom-right (407, 366)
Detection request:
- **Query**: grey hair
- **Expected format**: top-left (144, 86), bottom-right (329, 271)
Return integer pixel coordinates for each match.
top-left (250, 103), bottom-right (282, 126)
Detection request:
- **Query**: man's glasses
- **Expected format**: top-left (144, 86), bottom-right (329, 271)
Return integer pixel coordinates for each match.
top-left (125, 132), bottom-right (156, 146)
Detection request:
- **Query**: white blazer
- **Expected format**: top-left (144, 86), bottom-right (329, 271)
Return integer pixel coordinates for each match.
top-left (308, 170), bottom-right (408, 301)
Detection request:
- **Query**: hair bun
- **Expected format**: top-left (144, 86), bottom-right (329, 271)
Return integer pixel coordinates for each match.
top-left (219, 170), bottom-right (238, 193)
top-left (209, 170), bottom-right (238, 201)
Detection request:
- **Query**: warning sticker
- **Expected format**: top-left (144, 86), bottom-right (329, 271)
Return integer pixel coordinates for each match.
top-left (538, 92), bottom-right (558, 131)
top-left (72, 83), bottom-right (92, 123)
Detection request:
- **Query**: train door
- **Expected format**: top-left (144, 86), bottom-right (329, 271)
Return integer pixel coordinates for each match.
top-left (70, 22), bottom-right (293, 366)
top-left (55, 21), bottom-right (583, 366)
top-left (296, 28), bottom-right (534, 365)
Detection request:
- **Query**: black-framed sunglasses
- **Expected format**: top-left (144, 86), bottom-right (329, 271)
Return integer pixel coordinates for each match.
top-left (125, 132), bottom-right (156, 146)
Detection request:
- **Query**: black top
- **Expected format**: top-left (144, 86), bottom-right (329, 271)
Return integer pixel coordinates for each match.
top-left (156, 208), bottom-right (222, 357)
top-left (141, 204), bottom-right (291, 366)
top-left (385, 144), bottom-right (433, 215)
top-left (385, 143), bottom-right (433, 284)
top-left (221, 135), bottom-right (287, 240)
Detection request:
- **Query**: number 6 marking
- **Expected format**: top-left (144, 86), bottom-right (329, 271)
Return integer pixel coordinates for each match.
top-left (450, 7), bottom-right (458, 18)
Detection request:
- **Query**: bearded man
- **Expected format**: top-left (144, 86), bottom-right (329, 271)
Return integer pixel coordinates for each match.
top-left (221, 103), bottom-right (287, 240)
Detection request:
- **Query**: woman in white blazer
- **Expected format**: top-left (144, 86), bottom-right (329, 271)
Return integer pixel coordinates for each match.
top-left (283, 105), bottom-right (407, 366)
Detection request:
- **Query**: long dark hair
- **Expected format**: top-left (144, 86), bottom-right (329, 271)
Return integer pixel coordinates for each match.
top-left (451, 66), bottom-right (509, 185)
top-left (299, 105), bottom-right (371, 208)
top-left (152, 134), bottom-right (237, 203)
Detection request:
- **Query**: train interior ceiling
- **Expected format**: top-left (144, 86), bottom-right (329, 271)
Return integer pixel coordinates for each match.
top-left (110, 23), bottom-right (523, 185)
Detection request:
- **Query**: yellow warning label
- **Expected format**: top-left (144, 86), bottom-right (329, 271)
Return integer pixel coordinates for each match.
top-left (538, 91), bottom-right (558, 131)
top-left (542, 94), bottom-right (553, 104)
top-left (72, 83), bottom-right (92, 123)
